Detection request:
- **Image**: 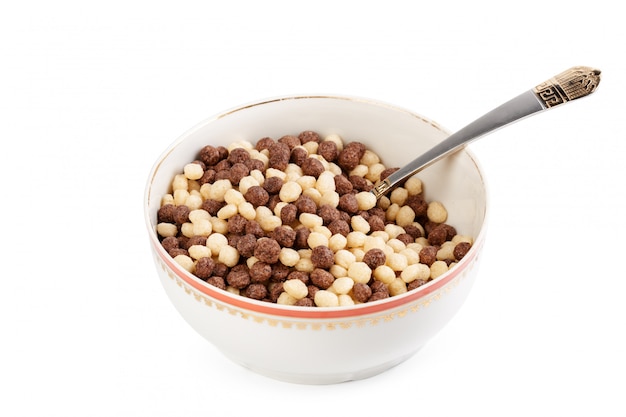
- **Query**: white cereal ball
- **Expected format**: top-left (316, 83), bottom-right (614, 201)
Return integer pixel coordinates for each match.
top-left (334, 249), bottom-right (356, 269)
top-left (307, 232), bottom-right (329, 248)
top-left (351, 215), bottom-right (370, 234)
top-left (360, 149), bottom-right (380, 166)
top-left (299, 213), bottom-right (324, 229)
top-left (173, 254), bottom-right (194, 272)
top-left (161, 194), bottom-right (174, 206)
top-left (279, 181), bottom-right (303, 203)
top-left (365, 163), bottom-right (386, 183)
top-left (172, 174), bottom-right (189, 191)
top-left (314, 290), bottom-right (339, 307)
top-left (373, 265), bottom-right (396, 284)
top-left (390, 187), bottom-right (409, 206)
top-left (188, 181), bottom-right (201, 193)
top-left (332, 277), bottom-right (355, 294)
top-left (294, 257), bottom-right (314, 273)
top-left (400, 248), bottom-right (420, 265)
top-left (180, 222), bottom-right (195, 238)
top-left (302, 141), bottom-right (319, 155)
top-left (226, 286), bottom-right (240, 296)
top-left (206, 233), bottom-right (228, 255)
top-left (279, 248), bottom-right (300, 267)
top-left (173, 189), bottom-right (189, 206)
top-left (192, 219), bottom-right (212, 236)
top-left (386, 238), bottom-right (406, 253)
top-left (297, 248), bottom-right (312, 259)
top-left (388, 278), bottom-right (408, 296)
top-left (277, 292), bottom-right (298, 306)
top-left (427, 201), bottom-right (448, 223)
top-left (355, 191), bottom-right (377, 211)
top-left (327, 162), bottom-right (343, 175)
top-left (183, 163), bottom-right (204, 180)
top-left (405, 176), bottom-right (423, 195)
top-left (224, 189), bottom-right (245, 206)
top-left (338, 294), bottom-right (355, 306)
top-left (452, 234), bottom-right (474, 245)
top-left (369, 231), bottom-right (389, 242)
top-left (395, 205), bottom-right (416, 227)
top-left (259, 215), bottom-right (282, 232)
top-left (238, 176), bottom-right (259, 195)
top-left (347, 261), bottom-right (372, 284)
top-left (350, 247), bottom-right (365, 262)
top-left (384, 224), bottom-right (405, 239)
top-left (188, 209), bottom-right (210, 223)
top-left (238, 201), bottom-right (257, 220)
top-left (346, 231), bottom-right (367, 248)
top-left (324, 133), bottom-right (344, 151)
top-left (386, 252), bottom-right (408, 272)
top-left (430, 260), bottom-right (449, 279)
top-left (328, 234), bottom-right (348, 252)
top-left (188, 244), bottom-right (211, 260)
top-left (184, 193), bottom-right (203, 210)
top-left (318, 191), bottom-right (339, 208)
top-left (218, 245), bottom-right (240, 267)
top-left (363, 235), bottom-right (386, 252)
top-left (330, 264), bottom-right (348, 278)
top-left (250, 169), bottom-right (266, 185)
top-left (400, 263), bottom-right (430, 283)
top-left (208, 179), bottom-right (232, 202)
top-left (209, 217), bottom-right (228, 234)
top-left (156, 222), bottom-right (178, 238)
top-left (378, 195), bottom-right (391, 210)
top-left (296, 175), bottom-right (317, 190)
top-left (315, 171), bottom-right (336, 194)
top-left (283, 278), bottom-right (308, 300)
top-left (437, 242), bottom-right (456, 261)
top-left (273, 201), bottom-right (288, 217)
top-left (217, 203), bottom-right (238, 220)
top-left (385, 203), bottom-right (400, 221)
top-left (302, 187), bottom-right (322, 205)
top-left (199, 183), bottom-right (211, 200)
top-left (349, 164), bottom-right (369, 178)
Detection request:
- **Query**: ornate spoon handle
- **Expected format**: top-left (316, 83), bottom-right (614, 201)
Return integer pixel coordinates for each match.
top-left (371, 66), bottom-right (601, 199)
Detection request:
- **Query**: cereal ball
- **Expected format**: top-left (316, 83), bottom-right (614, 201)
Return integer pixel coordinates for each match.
top-left (236, 233), bottom-right (257, 258)
top-left (338, 193), bottom-right (359, 214)
top-left (173, 205), bottom-right (190, 225)
top-left (229, 163), bottom-right (249, 185)
top-left (227, 214), bottom-right (248, 235)
top-left (334, 175), bottom-right (353, 195)
top-left (419, 245), bottom-right (438, 266)
top-left (263, 176), bottom-right (283, 194)
top-left (160, 236), bottom-right (179, 253)
top-left (310, 268), bottom-right (335, 289)
top-left (244, 283), bottom-right (268, 300)
top-left (226, 268), bottom-right (250, 289)
top-left (206, 276), bottom-right (226, 290)
top-left (218, 245), bottom-right (240, 267)
top-left (314, 290), bottom-right (339, 307)
top-left (348, 175), bottom-right (372, 192)
top-left (256, 137), bottom-right (274, 151)
top-left (453, 241), bottom-right (471, 260)
top-left (249, 261), bottom-right (272, 283)
top-left (379, 167), bottom-right (399, 181)
top-left (294, 297), bottom-right (315, 307)
top-left (298, 130), bottom-right (321, 144)
top-left (327, 219), bottom-right (350, 237)
top-left (199, 145), bottom-right (221, 166)
top-left (157, 204), bottom-right (176, 223)
top-left (427, 224), bottom-right (448, 246)
top-left (278, 203), bottom-right (297, 225)
top-left (268, 142), bottom-right (290, 171)
top-left (352, 282), bottom-right (373, 303)
top-left (347, 261), bottom-right (372, 284)
top-left (310, 245), bottom-right (334, 269)
top-left (272, 225), bottom-right (296, 248)
top-left (283, 278), bottom-right (309, 300)
top-left (279, 181), bottom-right (303, 203)
top-left (362, 248), bottom-right (386, 270)
top-left (316, 140), bottom-right (337, 162)
top-left (290, 147), bottom-right (308, 166)
top-left (278, 134), bottom-right (301, 150)
top-left (427, 201), bottom-right (448, 223)
top-left (301, 158), bottom-right (325, 178)
top-left (317, 205), bottom-right (341, 225)
top-left (194, 257), bottom-right (216, 279)
top-left (253, 237), bottom-right (281, 264)
top-left (244, 185), bottom-right (269, 207)
top-left (295, 195), bottom-right (317, 214)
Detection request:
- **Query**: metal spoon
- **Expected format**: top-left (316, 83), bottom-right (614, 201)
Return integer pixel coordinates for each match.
top-left (371, 66), bottom-right (601, 199)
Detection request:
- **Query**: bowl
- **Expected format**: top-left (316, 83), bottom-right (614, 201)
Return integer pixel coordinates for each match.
top-left (144, 95), bottom-right (488, 384)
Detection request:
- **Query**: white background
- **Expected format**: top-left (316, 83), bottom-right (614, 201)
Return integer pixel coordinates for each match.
top-left (1, 1), bottom-right (625, 416)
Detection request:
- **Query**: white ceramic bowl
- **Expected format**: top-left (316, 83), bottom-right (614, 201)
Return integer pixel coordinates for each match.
top-left (144, 95), bottom-right (488, 384)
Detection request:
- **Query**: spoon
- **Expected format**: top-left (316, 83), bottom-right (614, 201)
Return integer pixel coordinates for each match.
top-left (371, 66), bottom-right (601, 199)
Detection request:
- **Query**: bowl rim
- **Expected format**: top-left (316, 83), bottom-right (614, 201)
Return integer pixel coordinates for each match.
top-left (144, 94), bottom-right (489, 319)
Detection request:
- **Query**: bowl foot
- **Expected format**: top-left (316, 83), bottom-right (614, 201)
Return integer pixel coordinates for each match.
top-left (224, 347), bottom-right (423, 385)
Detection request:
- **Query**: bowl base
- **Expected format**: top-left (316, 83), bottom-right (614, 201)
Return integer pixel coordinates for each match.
top-left (224, 347), bottom-right (423, 385)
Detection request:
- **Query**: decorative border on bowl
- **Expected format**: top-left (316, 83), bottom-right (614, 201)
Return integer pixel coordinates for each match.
top-left (156, 247), bottom-right (479, 330)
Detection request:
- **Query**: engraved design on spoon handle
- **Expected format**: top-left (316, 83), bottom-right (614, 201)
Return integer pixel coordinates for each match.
top-left (533, 66), bottom-right (601, 108)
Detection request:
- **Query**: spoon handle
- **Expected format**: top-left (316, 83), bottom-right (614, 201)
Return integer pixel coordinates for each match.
top-left (371, 66), bottom-right (601, 199)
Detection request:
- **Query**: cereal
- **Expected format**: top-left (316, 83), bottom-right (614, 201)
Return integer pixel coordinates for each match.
top-left (157, 130), bottom-right (474, 307)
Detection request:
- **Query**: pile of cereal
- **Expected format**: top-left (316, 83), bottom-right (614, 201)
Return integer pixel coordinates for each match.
top-left (156, 131), bottom-right (473, 307)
